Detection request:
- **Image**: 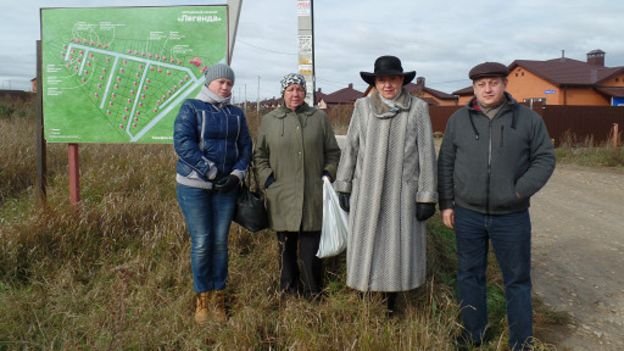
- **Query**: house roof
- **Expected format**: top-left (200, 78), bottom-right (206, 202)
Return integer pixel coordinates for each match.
top-left (314, 89), bottom-right (327, 104)
top-left (509, 58), bottom-right (624, 86)
top-left (260, 97), bottom-right (280, 107)
top-left (322, 84), bottom-right (364, 104)
top-left (405, 83), bottom-right (457, 100)
top-left (452, 86), bottom-right (473, 96)
top-left (595, 86), bottom-right (624, 98)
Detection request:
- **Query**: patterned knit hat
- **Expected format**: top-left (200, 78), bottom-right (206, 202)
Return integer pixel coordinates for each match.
top-left (204, 63), bottom-right (235, 85)
top-left (280, 73), bottom-right (306, 96)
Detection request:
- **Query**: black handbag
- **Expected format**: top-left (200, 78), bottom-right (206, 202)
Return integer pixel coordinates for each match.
top-left (233, 163), bottom-right (268, 233)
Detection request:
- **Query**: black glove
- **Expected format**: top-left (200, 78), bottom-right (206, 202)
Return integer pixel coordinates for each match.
top-left (264, 175), bottom-right (275, 189)
top-left (338, 192), bottom-right (350, 212)
top-left (416, 203), bottom-right (436, 221)
top-left (213, 174), bottom-right (240, 192)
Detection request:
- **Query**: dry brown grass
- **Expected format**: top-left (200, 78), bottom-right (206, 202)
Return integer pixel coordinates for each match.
top-left (0, 104), bottom-right (560, 350)
top-left (555, 130), bottom-right (624, 167)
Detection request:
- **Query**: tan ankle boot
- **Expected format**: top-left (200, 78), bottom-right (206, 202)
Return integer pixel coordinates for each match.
top-left (213, 290), bottom-right (227, 322)
top-left (194, 292), bottom-right (211, 325)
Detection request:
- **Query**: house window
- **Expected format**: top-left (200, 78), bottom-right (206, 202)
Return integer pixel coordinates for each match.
top-left (524, 97), bottom-right (546, 109)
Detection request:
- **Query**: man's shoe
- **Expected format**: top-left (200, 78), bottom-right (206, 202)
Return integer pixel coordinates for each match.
top-left (455, 334), bottom-right (481, 351)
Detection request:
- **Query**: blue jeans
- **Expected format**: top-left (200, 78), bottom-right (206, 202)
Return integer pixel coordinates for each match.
top-left (176, 184), bottom-right (238, 293)
top-left (454, 206), bottom-right (532, 350)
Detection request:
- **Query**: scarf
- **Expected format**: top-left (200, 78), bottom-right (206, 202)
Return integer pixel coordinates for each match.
top-left (196, 85), bottom-right (231, 107)
top-left (369, 88), bottom-right (412, 119)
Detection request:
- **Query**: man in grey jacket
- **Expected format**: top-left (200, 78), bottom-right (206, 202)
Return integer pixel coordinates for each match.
top-left (438, 62), bottom-right (555, 350)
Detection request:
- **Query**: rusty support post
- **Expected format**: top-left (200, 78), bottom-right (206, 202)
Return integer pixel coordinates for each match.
top-left (68, 143), bottom-right (80, 206)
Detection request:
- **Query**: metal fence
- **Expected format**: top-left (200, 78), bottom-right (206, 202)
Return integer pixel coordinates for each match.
top-left (428, 105), bottom-right (624, 146)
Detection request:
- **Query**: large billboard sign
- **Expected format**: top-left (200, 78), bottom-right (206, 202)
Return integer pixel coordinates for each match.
top-left (41, 6), bottom-right (228, 143)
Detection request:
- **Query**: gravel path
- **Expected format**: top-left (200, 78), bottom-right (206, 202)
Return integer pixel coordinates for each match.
top-left (530, 164), bottom-right (624, 350)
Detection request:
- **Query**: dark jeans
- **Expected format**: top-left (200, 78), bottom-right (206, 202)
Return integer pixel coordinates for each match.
top-left (455, 206), bottom-right (532, 350)
top-left (276, 231), bottom-right (323, 297)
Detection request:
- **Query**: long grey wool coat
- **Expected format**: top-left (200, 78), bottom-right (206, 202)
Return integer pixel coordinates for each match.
top-left (334, 89), bottom-right (437, 292)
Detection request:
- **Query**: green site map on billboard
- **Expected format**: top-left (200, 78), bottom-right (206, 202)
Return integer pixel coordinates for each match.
top-left (41, 5), bottom-right (228, 143)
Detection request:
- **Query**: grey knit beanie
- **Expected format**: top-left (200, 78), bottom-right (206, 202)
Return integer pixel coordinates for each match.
top-left (204, 63), bottom-right (235, 85)
top-left (280, 73), bottom-right (306, 96)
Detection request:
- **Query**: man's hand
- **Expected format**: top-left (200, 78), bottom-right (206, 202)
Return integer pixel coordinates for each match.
top-left (441, 208), bottom-right (455, 229)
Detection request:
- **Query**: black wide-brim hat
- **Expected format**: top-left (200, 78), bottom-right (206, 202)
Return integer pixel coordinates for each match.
top-left (360, 55), bottom-right (416, 86)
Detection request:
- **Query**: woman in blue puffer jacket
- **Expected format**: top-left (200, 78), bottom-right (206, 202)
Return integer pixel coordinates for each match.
top-left (173, 63), bottom-right (252, 324)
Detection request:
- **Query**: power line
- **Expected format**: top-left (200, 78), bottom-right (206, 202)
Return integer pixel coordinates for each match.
top-left (428, 78), bottom-right (470, 85)
top-left (237, 40), bottom-right (296, 56)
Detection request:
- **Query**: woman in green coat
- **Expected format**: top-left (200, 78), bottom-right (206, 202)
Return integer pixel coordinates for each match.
top-left (254, 73), bottom-right (340, 298)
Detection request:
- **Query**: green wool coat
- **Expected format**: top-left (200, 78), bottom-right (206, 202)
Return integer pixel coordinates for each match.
top-left (254, 103), bottom-right (340, 232)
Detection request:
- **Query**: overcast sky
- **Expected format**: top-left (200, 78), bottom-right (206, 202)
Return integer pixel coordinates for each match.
top-left (1, 0), bottom-right (623, 99)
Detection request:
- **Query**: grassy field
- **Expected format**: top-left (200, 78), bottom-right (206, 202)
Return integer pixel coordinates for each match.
top-left (0, 99), bottom-right (567, 350)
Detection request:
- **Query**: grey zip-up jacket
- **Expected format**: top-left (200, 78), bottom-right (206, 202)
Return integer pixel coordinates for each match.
top-left (438, 93), bottom-right (555, 215)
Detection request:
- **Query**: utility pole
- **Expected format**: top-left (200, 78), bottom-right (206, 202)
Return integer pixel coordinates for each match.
top-left (256, 76), bottom-right (260, 115)
top-left (297, 0), bottom-right (315, 106)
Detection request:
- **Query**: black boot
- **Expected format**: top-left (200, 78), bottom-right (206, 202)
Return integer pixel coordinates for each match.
top-left (385, 292), bottom-right (398, 317)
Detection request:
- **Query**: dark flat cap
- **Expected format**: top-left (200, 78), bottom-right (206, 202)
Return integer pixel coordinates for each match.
top-left (469, 62), bottom-right (509, 80)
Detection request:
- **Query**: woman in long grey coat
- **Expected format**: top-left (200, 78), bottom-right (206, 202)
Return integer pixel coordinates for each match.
top-left (255, 73), bottom-right (340, 298)
top-left (334, 55), bottom-right (437, 313)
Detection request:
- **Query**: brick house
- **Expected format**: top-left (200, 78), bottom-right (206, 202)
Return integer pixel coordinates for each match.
top-left (453, 50), bottom-right (624, 106)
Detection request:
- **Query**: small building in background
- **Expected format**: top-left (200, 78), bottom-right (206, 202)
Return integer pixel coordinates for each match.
top-left (317, 83), bottom-right (364, 109)
top-left (314, 88), bottom-right (327, 109)
top-left (405, 77), bottom-right (458, 106)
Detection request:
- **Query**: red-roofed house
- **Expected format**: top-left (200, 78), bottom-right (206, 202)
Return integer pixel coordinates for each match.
top-left (314, 88), bottom-right (327, 108)
top-left (318, 83), bottom-right (364, 109)
top-left (405, 77), bottom-right (458, 106)
top-left (454, 50), bottom-right (624, 106)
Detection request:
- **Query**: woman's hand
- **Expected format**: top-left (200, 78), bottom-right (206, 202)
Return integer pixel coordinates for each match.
top-left (338, 192), bottom-right (350, 212)
top-left (264, 175), bottom-right (275, 189)
top-left (416, 203), bottom-right (436, 221)
top-left (213, 175), bottom-right (240, 192)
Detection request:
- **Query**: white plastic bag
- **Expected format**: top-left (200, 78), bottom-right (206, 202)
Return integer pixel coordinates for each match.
top-left (316, 176), bottom-right (349, 258)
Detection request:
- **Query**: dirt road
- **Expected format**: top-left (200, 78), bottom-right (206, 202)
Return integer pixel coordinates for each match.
top-left (531, 164), bottom-right (624, 350)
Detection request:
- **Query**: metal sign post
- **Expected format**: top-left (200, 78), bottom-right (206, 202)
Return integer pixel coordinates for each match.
top-left (227, 0), bottom-right (243, 63)
top-left (35, 40), bottom-right (47, 206)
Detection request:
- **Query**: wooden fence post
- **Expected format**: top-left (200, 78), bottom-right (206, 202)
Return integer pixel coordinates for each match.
top-left (612, 123), bottom-right (620, 148)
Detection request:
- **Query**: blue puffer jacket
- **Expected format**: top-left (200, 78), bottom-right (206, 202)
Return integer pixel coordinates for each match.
top-left (174, 98), bottom-right (252, 189)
